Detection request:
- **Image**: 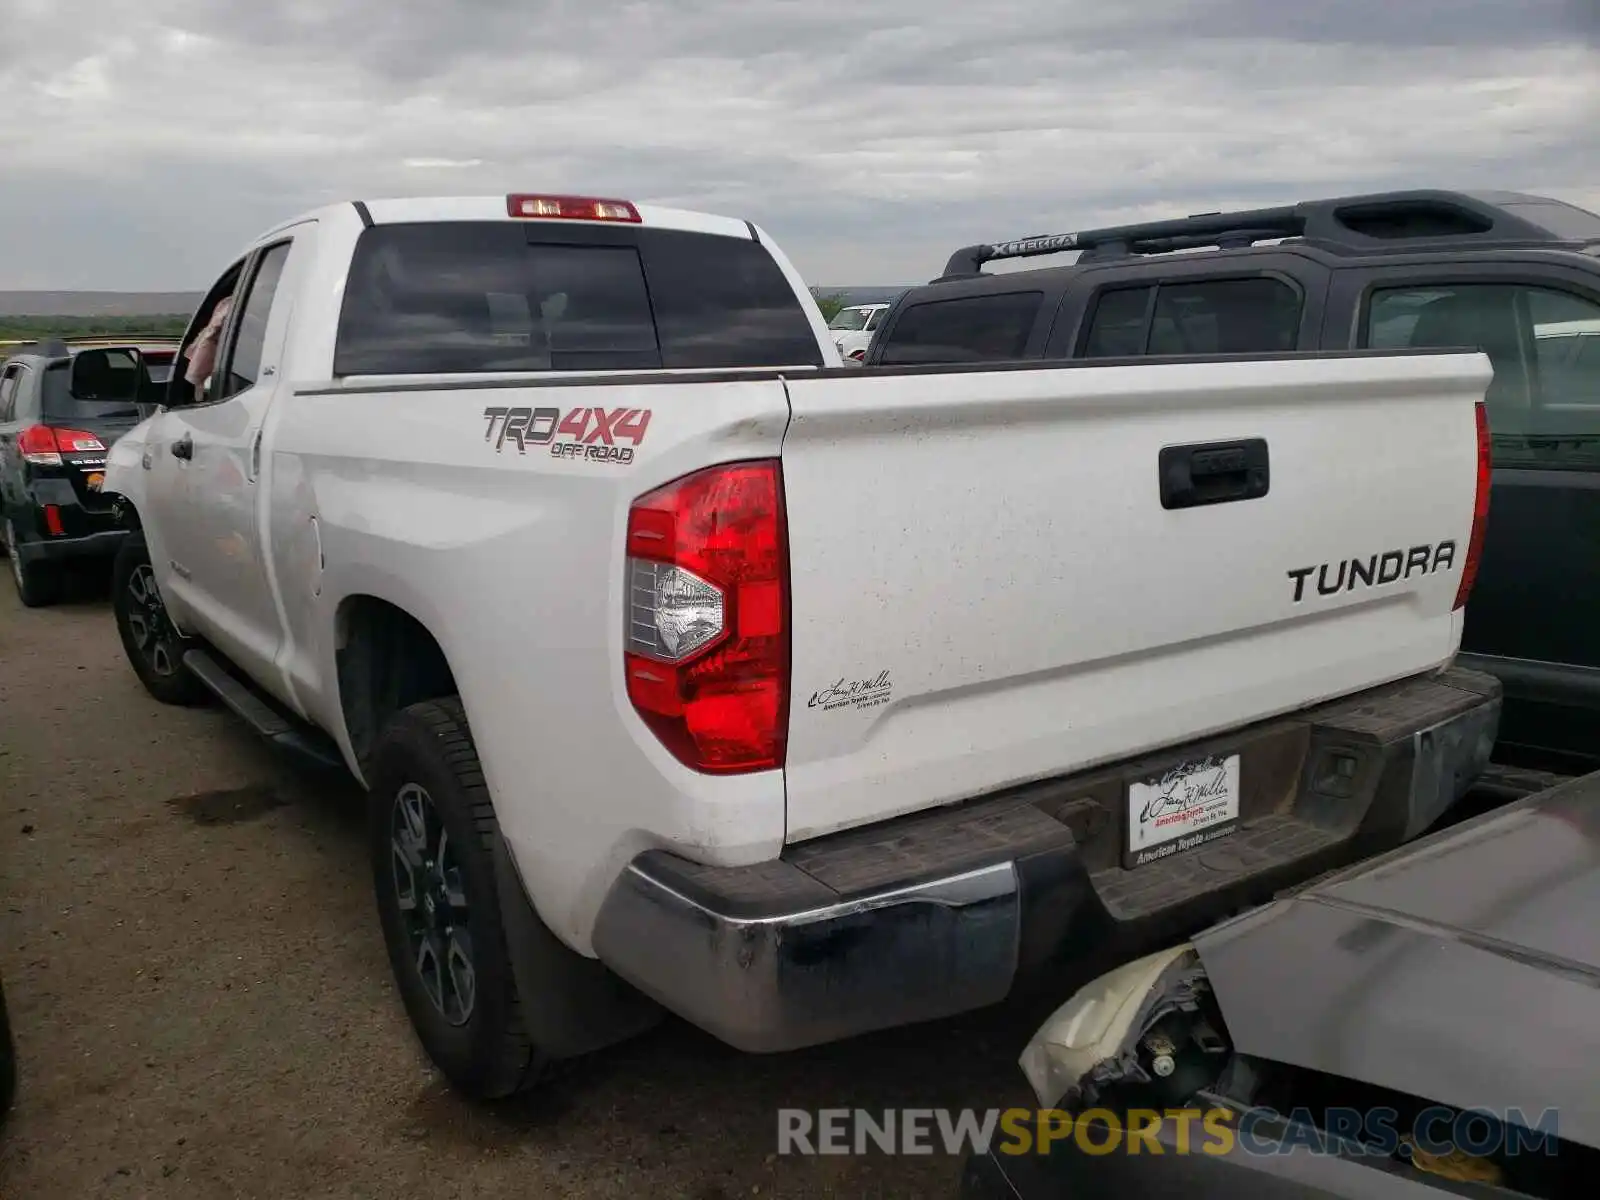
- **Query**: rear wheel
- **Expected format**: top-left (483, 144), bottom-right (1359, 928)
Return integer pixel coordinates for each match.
top-left (369, 698), bottom-right (552, 1100)
top-left (111, 532), bottom-right (207, 706)
top-left (4, 518), bottom-right (60, 608)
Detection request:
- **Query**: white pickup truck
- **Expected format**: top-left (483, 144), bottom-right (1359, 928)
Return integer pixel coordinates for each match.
top-left (103, 193), bottom-right (1501, 1102)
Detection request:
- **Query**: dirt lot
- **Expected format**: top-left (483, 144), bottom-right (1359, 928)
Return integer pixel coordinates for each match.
top-left (0, 567), bottom-right (1040, 1199)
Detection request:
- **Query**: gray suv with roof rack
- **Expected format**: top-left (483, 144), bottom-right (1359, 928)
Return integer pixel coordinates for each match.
top-left (865, 189), bottom-right (1600, 775)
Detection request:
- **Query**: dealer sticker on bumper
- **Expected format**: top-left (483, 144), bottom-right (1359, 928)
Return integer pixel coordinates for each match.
top-left (1126, 753), bottom-right (1241, 868)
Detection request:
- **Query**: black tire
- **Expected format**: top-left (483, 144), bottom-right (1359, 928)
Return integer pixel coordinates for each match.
top-left (111, 531), bottom-right (208, 706)
top-left (369, 698), bottom-right (550, 1100)
top-left (4, 518), bottom-right (59, 608)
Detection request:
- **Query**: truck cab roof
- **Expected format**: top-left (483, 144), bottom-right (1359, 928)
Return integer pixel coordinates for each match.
top-left (255, 194), bottom-right (764, 246)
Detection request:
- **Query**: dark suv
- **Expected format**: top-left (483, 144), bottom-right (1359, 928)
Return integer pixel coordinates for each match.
top-left (0, 338), bottom-right (178, 606)
top-left (866, 190), bottom-right (1600, 774)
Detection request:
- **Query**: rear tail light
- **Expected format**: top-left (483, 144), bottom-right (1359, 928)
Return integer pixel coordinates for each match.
top-left (18, 425), bottom-right (104, 466)
top-left (624, 460), bottom-right (789, 774)
top-left (847, 348), bottom-right (866, 362)
top-left (507, 194), bottom-right (641, 223)
top-left (44, 505), bottom-right (64, 536)
top-left (1454, 401), bottom-right (1491, 611)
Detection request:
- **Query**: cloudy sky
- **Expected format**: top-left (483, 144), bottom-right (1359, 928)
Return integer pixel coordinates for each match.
top-left (1, 0), bottom-right (1597, 291)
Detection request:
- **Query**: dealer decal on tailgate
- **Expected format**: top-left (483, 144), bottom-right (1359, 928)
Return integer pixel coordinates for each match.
top-left (482, 405), bottom-right (651, 465)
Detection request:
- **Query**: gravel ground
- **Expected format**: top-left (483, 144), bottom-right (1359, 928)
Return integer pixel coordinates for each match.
top-left (0, 565), bottom-right (1042, 1199)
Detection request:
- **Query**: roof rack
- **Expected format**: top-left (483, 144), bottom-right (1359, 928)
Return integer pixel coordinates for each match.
top-left (937, 189), bottom-right (1596, 280)
top-left (2, 339), bottom-right (73, 359)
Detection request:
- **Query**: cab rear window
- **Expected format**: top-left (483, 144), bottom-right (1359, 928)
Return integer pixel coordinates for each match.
top-left (333, 222), bottom-right (823, 375)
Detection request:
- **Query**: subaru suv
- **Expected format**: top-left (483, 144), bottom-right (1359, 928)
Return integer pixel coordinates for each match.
top-left (0, 337), bottom-right (178, 606)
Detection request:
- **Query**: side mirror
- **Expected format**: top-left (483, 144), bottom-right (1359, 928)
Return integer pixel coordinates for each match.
top-left (69, 347), bottom-right (143, 402)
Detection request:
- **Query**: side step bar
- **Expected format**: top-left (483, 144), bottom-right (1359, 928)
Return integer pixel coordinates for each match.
top-left (182, 648), bottom-right (345, 772)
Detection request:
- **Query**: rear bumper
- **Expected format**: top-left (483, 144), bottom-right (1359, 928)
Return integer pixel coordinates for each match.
top-left (11, 480), bottom-right (123, 562)
top-left (591, 667), bottom-right (1500, 1054)
top-left (16, 527), bottom-right (126, 563)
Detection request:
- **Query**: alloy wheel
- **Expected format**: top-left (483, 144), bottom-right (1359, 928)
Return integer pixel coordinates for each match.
top-left (124, 562), bottom-right (180, 676)
top-left (390, 783), bottom-right (476, 1026)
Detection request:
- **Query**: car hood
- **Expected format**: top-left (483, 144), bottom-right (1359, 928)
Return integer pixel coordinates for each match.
top-left (1192, 772), bottom-right (1600, 1149)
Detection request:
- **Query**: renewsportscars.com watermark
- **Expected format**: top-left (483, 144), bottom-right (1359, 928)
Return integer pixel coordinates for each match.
top-left (776, 1106), bottom-right (1562, 1158)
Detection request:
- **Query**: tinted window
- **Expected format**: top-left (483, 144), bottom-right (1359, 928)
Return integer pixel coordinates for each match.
top-left (1083, 286), bottom-right (1153, 357)
top-left (1366, 283), bottom-right (1600, 468)
top-left (642, 229), bottom-right (824, 369)
top-left (42, 355), bottom-right (143, 421)
top-left (878, 292), bottom-right (1042, 365)
top-left (0, 368), bottom-right (19, 421)
top-left (334, 222), bottom-right (820, 376)
top-left (1147, 277), bottom-right (1300, 355)
top-left (220, 242), bottom-right (292, 398)
top-left (865, 307), bottom-right (886, 332)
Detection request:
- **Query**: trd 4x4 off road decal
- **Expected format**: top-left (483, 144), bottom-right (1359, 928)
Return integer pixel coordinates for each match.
top-left (482, 405), bottom-right (652, 465)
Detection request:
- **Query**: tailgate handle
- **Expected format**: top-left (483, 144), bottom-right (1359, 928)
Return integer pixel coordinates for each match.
top-left (1159, 438), bottom-right (1269, 510)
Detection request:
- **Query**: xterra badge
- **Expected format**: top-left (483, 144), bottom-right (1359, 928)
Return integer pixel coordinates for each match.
top-left (482, 405), bottom-right (651, 465)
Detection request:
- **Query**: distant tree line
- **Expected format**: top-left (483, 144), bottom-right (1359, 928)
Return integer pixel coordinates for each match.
top-left (0, 314), bottom-right (190, 342)
top-left (810, 290), bottom-right (848, 322)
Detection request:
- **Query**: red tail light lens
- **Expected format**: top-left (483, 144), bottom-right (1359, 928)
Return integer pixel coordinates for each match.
top-left (624, 460), bottom-right (789, 774)
top-left (18, 425), bottom-right (104, 466)
top-left (1454, 401), bottom-right (1491, 611)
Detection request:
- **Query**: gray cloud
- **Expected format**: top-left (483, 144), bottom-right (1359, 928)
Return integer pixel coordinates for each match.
top-left (0, 0), bottom-right (1595, 289)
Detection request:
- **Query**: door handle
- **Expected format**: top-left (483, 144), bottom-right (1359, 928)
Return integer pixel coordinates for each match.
top-left (1159, 438), bottom-right (1269, 510)
top-left (171, 434), bottom-right (194, 460)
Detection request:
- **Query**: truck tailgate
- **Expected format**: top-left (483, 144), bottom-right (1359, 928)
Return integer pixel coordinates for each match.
top-left (778, 350), bottom-right (1490, 842)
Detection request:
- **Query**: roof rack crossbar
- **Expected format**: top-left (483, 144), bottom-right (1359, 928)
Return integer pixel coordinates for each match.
top-left (941, 205), bottom-right (1306, 278)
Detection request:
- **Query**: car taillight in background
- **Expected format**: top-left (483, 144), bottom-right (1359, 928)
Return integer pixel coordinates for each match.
top-left (1454, 401), bottom-right (1491, 611)
top-left (624, 460), bottom-right (790, 774)
top-left (18, 425), bottom-right (104, 466)
top-left (847, 348), bottom-right (866, 362)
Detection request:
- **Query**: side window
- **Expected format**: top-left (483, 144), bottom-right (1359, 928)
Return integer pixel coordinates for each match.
top-left (170, 259), bottom-right (247, 407)
top-left (0, 367), bottom-right (19, 421)
top-left (878, 292), bottom-right (1043, 365)
top-left (1364, 283), bottom-right (1600, 466)
top-left (1527, 289), bottom-right (1600, 412)
top-left (1082, 286), bottom-right (1154, 357)
top-left (1146, 278), bottom-right (1301, 355)
top-left (218, 242), bottom-right (292, 399)
top-left (865, 307), bottom-right (886, 332)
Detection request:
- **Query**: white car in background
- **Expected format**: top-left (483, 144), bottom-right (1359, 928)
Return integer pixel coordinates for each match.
top-left (827, 302), bottom-right (891, 362)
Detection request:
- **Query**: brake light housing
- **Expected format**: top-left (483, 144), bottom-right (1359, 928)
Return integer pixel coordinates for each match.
top-left (1453, 401), bottom-right (1491, 611)
top-left (18, 425), bottom-right (104, 466)
top-left (507, 194), bottom-right (641, 223)
top-left (624, 460), bottom-right (789, 774)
